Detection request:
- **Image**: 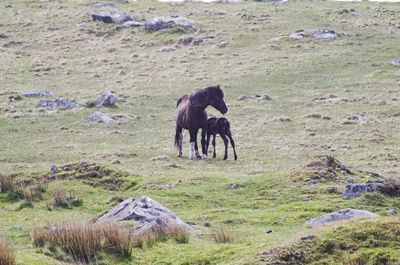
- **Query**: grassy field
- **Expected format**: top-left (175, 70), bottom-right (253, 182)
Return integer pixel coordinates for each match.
top-left (1, 0), bottom-right (400, 264)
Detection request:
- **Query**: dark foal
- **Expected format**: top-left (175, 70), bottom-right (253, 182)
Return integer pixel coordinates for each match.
top-left (206, 117), bottom-right (237, 160)
top-left (175, 85), bottom-right (228, 159)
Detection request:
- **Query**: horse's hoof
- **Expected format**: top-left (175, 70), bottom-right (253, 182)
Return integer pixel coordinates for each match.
top-left (202, 154), bottom-right (207, 159)
top-left (177, 154), bottom-right (183, 157)
top-left (234, 156), bottom-right (238, 161)
top-left (223, 157), bottom-right (228, 160)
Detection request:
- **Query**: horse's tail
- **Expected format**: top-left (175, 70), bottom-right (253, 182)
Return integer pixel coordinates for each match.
top-left (174, 125), bottom-right (182, 148)
top-left (176, 95), bottom-right (186, 108)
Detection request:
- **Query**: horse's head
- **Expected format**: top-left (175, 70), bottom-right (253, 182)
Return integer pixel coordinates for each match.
top-left (206, 84), bottom-right (228, 114)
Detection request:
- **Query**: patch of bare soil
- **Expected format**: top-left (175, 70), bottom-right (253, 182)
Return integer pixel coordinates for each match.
top-left (289, 155), bottom-right (353, 184)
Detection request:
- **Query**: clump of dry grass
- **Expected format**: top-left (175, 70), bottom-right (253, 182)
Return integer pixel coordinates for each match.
top-left (0, 237), bottom-right (16, 265)
top-left (102, 223), bottom-right (132, 258)
top-left (47, 221), bottom-right (102, 263)
top-left (212, 225), bottom-right (234, 244)
top-left (0, 174), bottom-right (24, 199)
top-left (380, 178), bottom-right (400, 197)
top-left (32, 221), bottom-right (134, 262)
top-left (165, 223), bottom-right (189, 243)
top-left (51, 184), bottom-right (82, 208)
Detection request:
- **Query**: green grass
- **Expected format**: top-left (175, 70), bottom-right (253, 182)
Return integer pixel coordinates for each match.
top-left (1, 0), bottom-right (400, 264)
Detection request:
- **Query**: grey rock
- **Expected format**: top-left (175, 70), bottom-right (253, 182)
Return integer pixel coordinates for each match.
top-left (22, 91), bottom-right (53, 97)
top-left (301, 234), bottom-right (315, 241)
top-left (94, 2), bottom-right (116, 7)
top-left (306, 208), bottom-right (377, 227)
top-left (50, 165), bottom-right (58, 175)
top-left (92, 10), bottom-right (133, 24)
top-left (387, 209), bottom-right (398, 215)
top-left (96, 196), bottom-right (193, 232)
top-left (36, 98), bottom-right (80, 109)
top-left (391, 60), bottom-right (400, 66)
top-left (145, 16), bottom-right (194, 32)
top-left (342, 179), bottom-right (384, 199)
top-left (123, 20), bottom-right (142, 27)
top-left (96, 91), bottom-right (117, 106)
top-left (85, 111), bottom-right (113, 123)
top-left (290, 29), bottom-right (338, 41)
top-left (84, 111), bottom-right (128, 123)
top-left (230, 183), bottom-right (239, 189)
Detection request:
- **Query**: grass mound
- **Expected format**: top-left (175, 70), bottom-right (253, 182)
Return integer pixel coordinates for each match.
top-left (259, 219), bottom-right (400, 265)
top-left (289, 155), bottom-right (353, 184)
top-left (52, 162), bottom-right (140, 190)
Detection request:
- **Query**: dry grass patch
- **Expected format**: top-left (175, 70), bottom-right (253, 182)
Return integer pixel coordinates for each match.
top-left (0, 237), bottom-right (16, 265)
top-left (102, 223), bottom-right (132, 258)
top-left (212, 225), bottom-right (234, 244)
top-left (50, 184), bottom-right (82, 209)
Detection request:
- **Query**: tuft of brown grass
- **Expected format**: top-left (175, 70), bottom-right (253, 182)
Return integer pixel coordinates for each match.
top-left (47, 221), bottom-right (102, 263)
top-left (102, 223), bottom-right (132, 258)
top-left (31, 227), bottom-right (49, 247)
top-left (212, 225), bottom-right (234, 244)
top-left (0, 174), bottom-right (23, 199)
top-left (165, 223), bottom-right (189, 243)
top-left (381, 178), bottom-right (400, 197)
top-left (0, 237), bottom-right (16, 265)
top-left (51, 184), bottom-right (70, 208)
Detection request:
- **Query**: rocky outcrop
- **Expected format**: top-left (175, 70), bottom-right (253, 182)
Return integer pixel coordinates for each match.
top-left (36, 98), bottom-right (80, 109)
top-left (96, 196), bottom-right (193, 232)
top-left (92, 10), bottom-right (133, 24)
top-left (22, 91), bottom-right (53, 97)
top-left (144, 16), bottom-right (194, 32)
top-left (342, 179), bottom-right (384, 199)
top-left (84, 111), bottom-right (128, 123)
top-left (290, 29), bottom-right (339, 41)
top-left (306, 208), bottom-right (377, 227)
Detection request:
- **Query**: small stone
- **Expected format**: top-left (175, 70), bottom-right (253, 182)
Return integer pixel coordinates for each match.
top-left (306, 208), bottom-right (377, 227)
top-left (94, 2), bottom-right (116, 7)
top-left (301, 234), bottom-right (314, 241)
top-left (50, 165), bottom-right (58, 175)
top-left (387, 209), bottom-right (398, 215)
top-left (230, 183), bottom-right (239, 189)
top-left (391, 60), bottom-right (400, 66)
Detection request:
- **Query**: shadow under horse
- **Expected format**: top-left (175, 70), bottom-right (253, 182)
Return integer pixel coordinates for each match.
top-left (175, 85), bottom-right (228, 159)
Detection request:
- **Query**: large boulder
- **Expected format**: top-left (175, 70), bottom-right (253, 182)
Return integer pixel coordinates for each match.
top-left (342, 179), bottom-right (384, 200)
top-left (144, 16), bottom-right (194, 32)
top-left (306, 208), bottom-right (377, 227)
top-left (96, 196), bottom-right (193, 232)
top-left (36, 98), bottom-right (80, 109)
top-left (96, 91), bottom-right (117, 107)
top-left (91, 10), bottom-right (133, 24)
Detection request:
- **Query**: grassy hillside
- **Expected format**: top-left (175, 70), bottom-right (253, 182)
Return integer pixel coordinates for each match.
top-left (0, 0), bottom-right (400, 264)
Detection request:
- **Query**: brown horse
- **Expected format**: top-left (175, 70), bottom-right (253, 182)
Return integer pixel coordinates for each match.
top-left (175, 85), bottom-right (228, 159)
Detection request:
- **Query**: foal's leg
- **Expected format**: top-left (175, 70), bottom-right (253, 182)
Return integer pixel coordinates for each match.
top-left (212, 134), bottom-right (216, 158)
top-left (188, 128), bottom-right (198, 160)
top-left (227, 131), bottom-right (237, 160)
top-left (220, 134), bottom-right (229, 160)
top-left (206, 132), bottom-right (211, 157)
top-left (201, 127), bottom-right (207, 159)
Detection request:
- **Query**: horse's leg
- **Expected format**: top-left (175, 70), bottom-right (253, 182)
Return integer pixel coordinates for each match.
top-left (227, 131), bottom-right (237, 160)
top-left (212, 134), bottom-right (216, 158)
top-left (188, 128), bottom-right (198, 160)
top-left (220, 134), bottom-right (229, 160)
top-left (195, 136), bottom-right (201, 158)
top-left (201, 127), bottom-right (207, 159)
top-left (175, 125), bottom-right (183, 157)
